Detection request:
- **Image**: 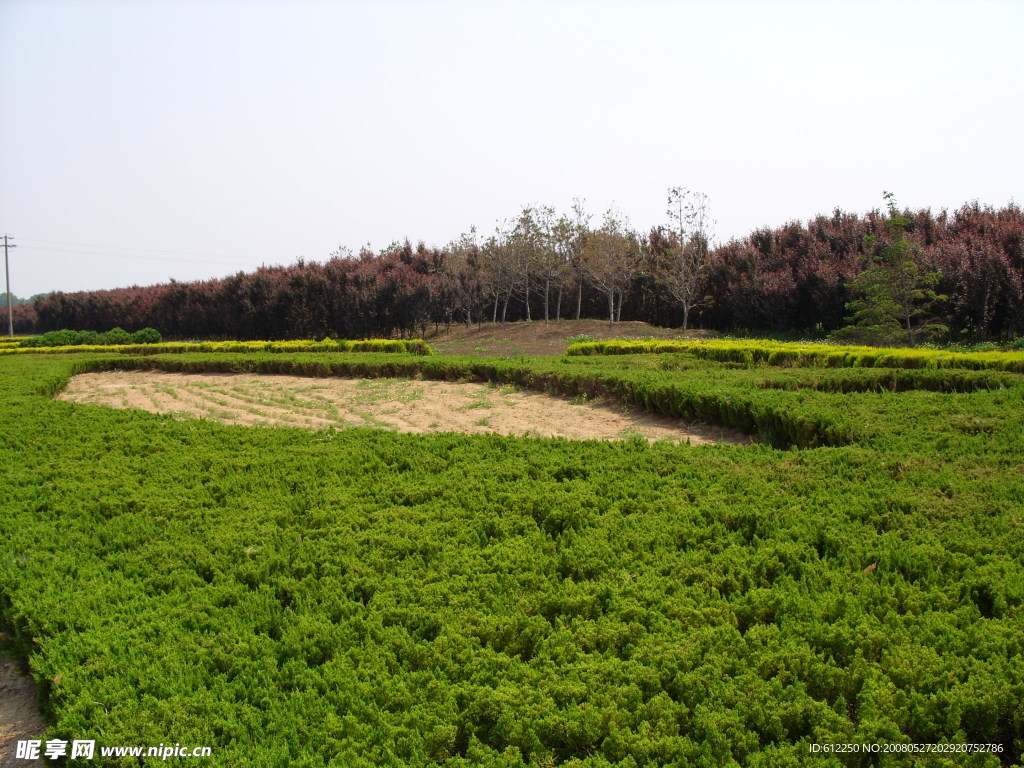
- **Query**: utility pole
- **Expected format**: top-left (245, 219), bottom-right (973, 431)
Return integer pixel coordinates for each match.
top-left (3, 234), bottom-right (14, 337)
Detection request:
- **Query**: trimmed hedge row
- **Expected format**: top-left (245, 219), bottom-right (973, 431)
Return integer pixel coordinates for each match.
top-left (754, 368), bottom-right (1018, 394)
top-left (3, 338), bottom-right (433, 357)
top-left (566, 339), bottom-right (1024, 373)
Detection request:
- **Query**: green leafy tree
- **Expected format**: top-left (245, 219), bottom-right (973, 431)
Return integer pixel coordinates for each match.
top-left (832, 192), bottom-right (947, 346)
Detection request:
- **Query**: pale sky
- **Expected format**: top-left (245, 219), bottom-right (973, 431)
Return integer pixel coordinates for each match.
top-left (1, 0), bottom-right (1021, 297)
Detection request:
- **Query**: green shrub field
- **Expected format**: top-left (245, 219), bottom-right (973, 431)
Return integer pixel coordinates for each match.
top-left (2, 337), bottom-right (433, 357)
top-left (18, 327), bottom-right (164, 347)
top-left (566, 339), bottom-right (1024, 374)
top-left (1, 345), bottom-right (1023, 766)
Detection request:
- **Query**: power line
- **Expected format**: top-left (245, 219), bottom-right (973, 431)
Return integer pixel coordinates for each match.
top-left (17, 244), bottom-right (249, 267)
top-left (16, 236), bottom-right (250, 262)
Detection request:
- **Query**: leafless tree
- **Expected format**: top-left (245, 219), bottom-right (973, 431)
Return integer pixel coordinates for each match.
top-left (582, 207), bottom-right (642, 327)
top-left (442, 227), bottom-right (482, 327)
top-left (659, 186), bottom-right (715, 330)
top-left (480, 227), bottom-right (517, 323)
top-left (554, 199), bottom-right (592, 321)
top-left (508, 206), bottom-right (541, 322)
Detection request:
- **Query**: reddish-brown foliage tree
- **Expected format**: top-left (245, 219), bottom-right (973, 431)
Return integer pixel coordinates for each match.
top-left (17, 201), bottom-right (1022, 342)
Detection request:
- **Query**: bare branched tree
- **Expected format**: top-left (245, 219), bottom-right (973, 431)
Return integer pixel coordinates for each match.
top-left (556, 199), bottom-right (592, 321)
top-left (442, 227), bottom-right (482, 328)
top-left (582, 207), bottom-right (642, 327)
top-left (528, 205), bottom-right (567, 323)
top-left (480, 225), bottom-right (518, 323)
top-left (659, 187), bottom-right (715, 330)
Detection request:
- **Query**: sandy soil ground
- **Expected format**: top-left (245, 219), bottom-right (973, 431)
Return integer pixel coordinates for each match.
top-left (59, 371), bottom-right (749, 445)
top-left (0, 653), bottom-right (46, 768)
top-left (425, 319), bottom-right (714, 356)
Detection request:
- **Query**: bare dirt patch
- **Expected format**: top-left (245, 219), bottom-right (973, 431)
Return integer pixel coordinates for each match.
top-left (59, 372), bottom-right (749, 445)
top-left (0, 653), bottom-right (46, 768)
top-left (425, 319), bottom-right (715, 357)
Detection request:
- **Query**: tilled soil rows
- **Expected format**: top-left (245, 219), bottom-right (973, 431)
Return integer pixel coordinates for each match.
top-left (59, 371), bottom-right (749, 445)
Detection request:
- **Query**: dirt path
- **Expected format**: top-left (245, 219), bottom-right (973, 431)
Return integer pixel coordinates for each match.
top-left (59, 371), bottom-right (749, 445)
top-left (0, 654), bottom-right (46, 768)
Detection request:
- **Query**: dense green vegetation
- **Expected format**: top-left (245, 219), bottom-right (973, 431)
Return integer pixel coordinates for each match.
top-left (3, 337), bottom-right (433, 357)
top-left (566, 339), bottom-right (1024, 374)
top-left (2, 346), bottom-right (1023, 766)
top-left (19, 327), bottom-right (163, 347)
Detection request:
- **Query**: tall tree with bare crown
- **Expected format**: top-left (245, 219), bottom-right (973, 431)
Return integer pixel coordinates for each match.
top-left (659, 187), bottom-right (715, 330)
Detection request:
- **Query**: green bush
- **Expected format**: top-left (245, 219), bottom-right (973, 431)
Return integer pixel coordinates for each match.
top-left (99, 327), bottom-right (133, 345)
top-left (131, 327), bottom-right (162, 344)
top-left (20, 329), bottom-right (81, 347)
top-left (19, 327), bottom-right (164, 348)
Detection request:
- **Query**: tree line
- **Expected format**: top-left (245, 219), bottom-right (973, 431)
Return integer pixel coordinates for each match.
top-left (2, 292), bottom-right (49, 307)
top-left (11, 197), bottom-right (1023, 342)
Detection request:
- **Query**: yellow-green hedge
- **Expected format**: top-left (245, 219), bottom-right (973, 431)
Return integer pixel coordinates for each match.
top-left (566, 339), bottom-right (1024, 373)
top-left (1, 338), bottom-right (433, 356)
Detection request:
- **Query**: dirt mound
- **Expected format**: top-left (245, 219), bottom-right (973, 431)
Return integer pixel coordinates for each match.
top-left (425, 319), bottom-right (713, 357)
top-left (59, 372), bottom-right (749, 446)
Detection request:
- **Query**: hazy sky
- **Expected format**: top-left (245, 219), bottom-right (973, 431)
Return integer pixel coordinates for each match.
top-left (1, 0), bottom-right (1021, 297)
